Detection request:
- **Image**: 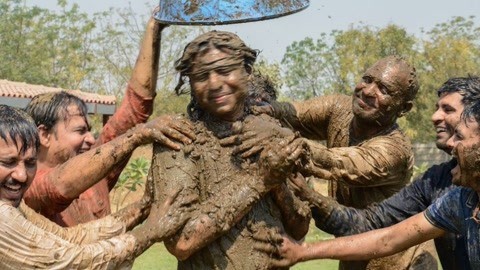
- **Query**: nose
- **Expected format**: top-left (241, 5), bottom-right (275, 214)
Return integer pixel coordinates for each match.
top-left (11, 163), bottom-right (27, 183)
top-left (207, 72), bottom-right (222, 91)
top-left (431, 108), bottom-right (443, 125)
top-left (361, 83), bottom-right (376, 97)
top-left (84, 131), bottom-right (95, 146)
top-left (445, 134), bottom-right (456, 151)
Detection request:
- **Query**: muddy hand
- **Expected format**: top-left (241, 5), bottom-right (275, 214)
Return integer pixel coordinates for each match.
top-left (251, 104), bottom-right (274, 116)
top-left (142, 115), bottom-right (196, 150)
top-left (287, 173), bottom-right (315, 201)
top-left (253, 231), bottom-right (304, 268)
top-left (145, 188), bottom-right (198, 241)
top-left (259, 137), bottom-right (306, 187)
top-left (139, 169), bottom-right (155, 212)
top-left (220, 115), bottom-right (294, 158)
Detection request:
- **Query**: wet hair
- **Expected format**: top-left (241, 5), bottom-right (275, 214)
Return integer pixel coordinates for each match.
top-left (174, 30), bottom-right (258, 95)
top-left (25, 91), bottom-right (88, 132)
top-left (0, 105), bottom-right (39, 154)
top-left (174, 31), bottom-right (262, 121)
top-left (437, 76), bottom-right (480, 107)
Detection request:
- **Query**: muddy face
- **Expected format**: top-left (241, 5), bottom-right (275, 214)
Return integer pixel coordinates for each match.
top-left (431, 92), bottom-right (464, 154)
top-left (0, 137), bottom-right (37, 207)
top-left (449, 118), bottom-right (480, 190)
top-left (352, 57), bottom-right (411, 126)
top-left (189, 48), bottom-right (249, 122)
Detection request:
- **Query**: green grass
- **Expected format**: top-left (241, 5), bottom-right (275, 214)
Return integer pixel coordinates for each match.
top-left (132, 222), bottom-right (339, 270)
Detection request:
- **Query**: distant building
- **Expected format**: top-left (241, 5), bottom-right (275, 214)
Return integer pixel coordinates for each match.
top-left (0, 79), bottom-right (116, 124)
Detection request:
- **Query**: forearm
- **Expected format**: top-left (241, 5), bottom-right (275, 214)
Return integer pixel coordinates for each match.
top-left (302, 140), bottom-right (408, 187)
top-left (111, 200), bottom-right (150, 231)
top-left (271, 184), bottom-right (311, 240)
top-left (20, 202), bottom-right (126, 243)
top-left (166, 181), bottom-right (268, 260)
top-left (1, 203), bottom-right (138, 269)
top-left (300, 213), bottom-right (443, 262)
top-left (129, 17), bottom-right (164, 99)
top-left (52, 127), bottom-right (145, 199)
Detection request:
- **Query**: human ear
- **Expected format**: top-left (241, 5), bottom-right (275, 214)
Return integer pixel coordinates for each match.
top-left (37, 125), bottom-right (51, 147)
top-left (398, 101), bottom-right (413, 118)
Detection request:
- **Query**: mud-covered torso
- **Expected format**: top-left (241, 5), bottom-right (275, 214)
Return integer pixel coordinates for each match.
top-left (293, 95), bottom-right (412, 208)
top-left (155, 116), bottom-right (288, 270)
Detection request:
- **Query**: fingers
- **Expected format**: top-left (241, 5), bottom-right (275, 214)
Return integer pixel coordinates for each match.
top-left (240, 145), bottom-right (264, 158)
top-left (251, 105), bottom-right (274, 116)
top-left (268, 258), bottom-right (294, 268)
top-left (219, 135), bottom-right (239, 147)
top-left (162, 188), bottom-right (182, 208)
top-left (152, 130), bottom-right (182, 151)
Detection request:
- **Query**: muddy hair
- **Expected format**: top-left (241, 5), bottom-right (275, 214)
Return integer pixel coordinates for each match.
top-left (173, 30), bottom-right (261, 121)
top-left (386, 55), bottom-right (419, 103)
top-left (437, 76), bottom-right (480, 107)
top-left (25, 91), bottom-right (88, 132)
top-left (0, 105), bottom-right (39, 154)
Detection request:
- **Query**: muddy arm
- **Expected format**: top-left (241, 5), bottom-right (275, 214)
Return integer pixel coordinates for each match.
top-left (270, 183), bottom-right (311, 240)
top-left (165, 177), bottom-right (270, 261)
top-left (98, 16), bottom-right (166, 144)
top-left (257, 212), bottom-right (444, 268)
top-left (25, 115), bottom-right (194, 215)
top-left (300, 134), bottom-right (413, 187)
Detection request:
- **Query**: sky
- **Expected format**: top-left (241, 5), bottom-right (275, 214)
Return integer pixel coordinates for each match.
top-left (31, 0), bottom-right (480, 62)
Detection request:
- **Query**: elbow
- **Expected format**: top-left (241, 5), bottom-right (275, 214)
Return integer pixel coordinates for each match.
top-left (165, 216), bottom-right (212, 261)
top-left (166, 241), bottom-right (196, 261)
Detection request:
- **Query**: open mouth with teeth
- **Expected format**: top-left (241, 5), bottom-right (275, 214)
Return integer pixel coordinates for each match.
top-left (1, 181), bottom-right (25, 203)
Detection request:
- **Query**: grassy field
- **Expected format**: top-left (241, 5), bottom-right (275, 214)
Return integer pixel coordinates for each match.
top-left (132, 221), bottom-right (339, 270)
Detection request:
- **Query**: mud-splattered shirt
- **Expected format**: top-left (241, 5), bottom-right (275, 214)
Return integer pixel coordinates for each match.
top-left (24, 83), bottom-right (153, 226)
top-left (0, 200), bottom-right (137, 269)
top-left (425, 186), bottom-right (478, 270)
top-left (152, 116), bottom-right (310, 270)
top-left (277, 94), bottom-right (413, 207)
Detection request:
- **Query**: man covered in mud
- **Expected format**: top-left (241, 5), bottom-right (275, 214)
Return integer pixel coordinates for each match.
top-left (265, 76), bottom-right (480, 270)
top-left (225, 56), bottom-right (434, 269)
top-left (0, 105), bottom-right (194, 269)
top-left (254, 100), bottom-right (480, 270)
top-left (23, 11), bottom-right (195, 226)
top-left (151, 30), bottom-right (311, 269)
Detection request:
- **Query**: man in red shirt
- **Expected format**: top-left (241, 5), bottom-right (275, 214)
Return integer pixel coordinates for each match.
top-left (24, 14), bottom-right (195, 226)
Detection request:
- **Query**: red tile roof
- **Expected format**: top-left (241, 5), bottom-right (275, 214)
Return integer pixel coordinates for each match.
top-left (0, 79), bottom-right (116, 105)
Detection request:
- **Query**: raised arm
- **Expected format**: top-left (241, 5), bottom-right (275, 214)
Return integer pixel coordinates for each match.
top-left (99, 15), bottom-right (166, 144)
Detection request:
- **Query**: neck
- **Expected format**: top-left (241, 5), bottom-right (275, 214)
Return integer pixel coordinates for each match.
top-left (37, 146), bottom-right (61, 170)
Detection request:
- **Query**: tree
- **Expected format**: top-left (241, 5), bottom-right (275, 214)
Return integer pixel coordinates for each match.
top-left (0, 0), bottom-right (102, 89)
